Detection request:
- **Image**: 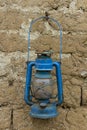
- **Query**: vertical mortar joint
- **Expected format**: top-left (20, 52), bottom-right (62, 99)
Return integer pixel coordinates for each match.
top-left (10, 109), bottom-right (13, 130)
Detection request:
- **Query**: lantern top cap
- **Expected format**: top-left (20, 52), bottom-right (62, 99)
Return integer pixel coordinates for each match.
top-left (36, 49), bottom-right (54, 58)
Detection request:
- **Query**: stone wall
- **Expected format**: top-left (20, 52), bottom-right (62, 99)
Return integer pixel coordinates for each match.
top-left (0, 0), bottom-right (87, 130)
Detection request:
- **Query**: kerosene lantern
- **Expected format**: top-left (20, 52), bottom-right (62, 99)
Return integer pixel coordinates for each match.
top-left (24, 15), bottom-right (63, 119)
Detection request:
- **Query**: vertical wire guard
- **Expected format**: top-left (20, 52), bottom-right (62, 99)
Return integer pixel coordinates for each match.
top-left (27, 16), bottom-right (62, 62)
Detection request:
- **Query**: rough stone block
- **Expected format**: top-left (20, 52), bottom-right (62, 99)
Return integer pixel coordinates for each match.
top-left (49, 2), bottom-right (87, 31)
top-left (13, 108), bottom-right (67, 130)
top-left (0, 33), bottom-right (27, 52)
top-left (82, 86), bottom-right (87, 105)
top-left (13, 108), bottom-right (31, 130)
top-left (0, 9), bottom-right (25, 30)
top-left (63, 84), bottom-right (81, 108)
top-left (66, 108), bottom-right (87, 130)
top-left (77, 0), bottom-right (87, 10)
top-left (0, 81), bottom-right (16, 105)
top-left (13, 107), bottom-right (87, 130)
top-left (0, 107), bottom-right (11, 129)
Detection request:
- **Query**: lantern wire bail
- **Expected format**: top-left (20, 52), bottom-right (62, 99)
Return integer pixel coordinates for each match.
top-left (27, 12), bottom-right (63, 62)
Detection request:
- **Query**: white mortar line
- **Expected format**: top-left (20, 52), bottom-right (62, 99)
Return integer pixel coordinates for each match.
top-left (0, 30), bottom-right (87, 35)
top-left (0, 4), bottom-right (42, 13)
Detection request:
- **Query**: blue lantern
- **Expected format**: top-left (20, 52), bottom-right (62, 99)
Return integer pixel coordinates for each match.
top-left (24, 15), bottom-right (63, 119)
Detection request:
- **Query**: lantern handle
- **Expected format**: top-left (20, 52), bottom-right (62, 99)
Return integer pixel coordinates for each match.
top-left (28, 16), bottom-right (62, 62)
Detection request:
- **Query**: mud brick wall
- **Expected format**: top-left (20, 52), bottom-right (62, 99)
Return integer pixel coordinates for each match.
top-left (0, 0), bottom-right (87, 130)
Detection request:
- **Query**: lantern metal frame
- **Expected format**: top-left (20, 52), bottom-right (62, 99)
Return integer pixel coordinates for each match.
top-left (24, 15), bottom-right (63, 119)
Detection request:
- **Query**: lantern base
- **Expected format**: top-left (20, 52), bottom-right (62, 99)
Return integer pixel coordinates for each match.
top-left (29, 104), bottom-right (58, 119)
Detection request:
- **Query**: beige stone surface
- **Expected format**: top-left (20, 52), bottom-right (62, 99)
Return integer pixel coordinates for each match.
top-left (13, 107), bottom-right (87, 130)
top-left (0, 0), bottom-right (87, 129)
top-left (13, 108), bottom-right (67, 130)
top-left (82, 86), bottom-right (87, 105)
top-left (66, 107), bottom-right (87, 130)
top-left (0, 107), bottom-right (11, 129)
top-left (63, 84), bottom-right (81, 108)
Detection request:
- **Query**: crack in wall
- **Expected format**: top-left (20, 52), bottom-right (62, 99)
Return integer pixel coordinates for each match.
top-left (0, 103), bottom-right (9, 107)
top-left (80, 87), bottom-right (83, 106)
top-left (10, 109), bottom-right (13, 130)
